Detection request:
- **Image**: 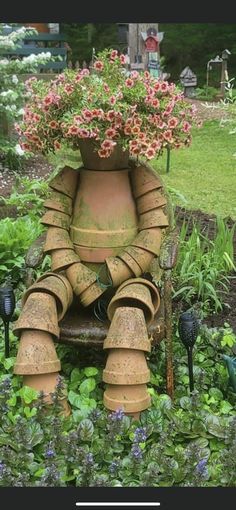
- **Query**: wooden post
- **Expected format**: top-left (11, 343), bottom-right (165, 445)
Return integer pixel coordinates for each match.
top-left (164, 270), bottom-right (174, 399)
top-left (220, 58), bottom-right (227, 98)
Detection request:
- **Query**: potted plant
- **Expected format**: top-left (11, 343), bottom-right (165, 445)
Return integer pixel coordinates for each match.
top-left (15, 48), bottom-right (201, 169)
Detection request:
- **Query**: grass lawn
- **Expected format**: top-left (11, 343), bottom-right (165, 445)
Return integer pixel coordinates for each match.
top-left (152, 119), bottom-right (236, 220)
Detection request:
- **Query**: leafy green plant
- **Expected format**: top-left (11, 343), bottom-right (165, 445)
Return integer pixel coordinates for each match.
top-left (0, 216), bottom-right (43, 285)
top-left (173, 218), bottom-right (235, 313)
top-left (0, 175), bottom-right (49, 219)
top-left (195, 85), bottom-right (218, 101)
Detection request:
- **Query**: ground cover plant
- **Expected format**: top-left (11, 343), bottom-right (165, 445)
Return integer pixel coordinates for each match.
top-left (0, 320), bottom-right (236, 487)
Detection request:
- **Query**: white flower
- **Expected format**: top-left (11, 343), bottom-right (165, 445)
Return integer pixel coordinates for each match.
top-left (12, 74), bottom-right (18, 84)
top-left (15, 144), bottom-right (25, 156)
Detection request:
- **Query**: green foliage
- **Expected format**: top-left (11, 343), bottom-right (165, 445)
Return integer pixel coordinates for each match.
top-left (1, 175), bottom-right (49, 218)
top-left (195, 86), bottom-right (218, 101)
top-left (173, 218), bottom-right (235, 314)
top-left (0, 321), bottom-right (236, 487)
top-left (0, 216), bottom-right (43, 285)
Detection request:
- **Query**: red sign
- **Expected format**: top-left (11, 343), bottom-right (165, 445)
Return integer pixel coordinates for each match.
top-left (145, 36), bottom-right (158, 52)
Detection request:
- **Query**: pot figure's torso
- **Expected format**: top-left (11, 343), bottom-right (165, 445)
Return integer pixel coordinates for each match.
top-left (70, 168), bottom-right (138, 264)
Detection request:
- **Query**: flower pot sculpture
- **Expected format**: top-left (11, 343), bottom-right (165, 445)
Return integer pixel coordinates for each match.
top-left (13, 48), bottom-right (199, 417)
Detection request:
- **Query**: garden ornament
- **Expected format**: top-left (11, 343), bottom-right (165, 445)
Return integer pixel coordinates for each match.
top-left (0, 285), bottom-right (15, 357)
top-left (222, 355), bottom-right (236, 393)
top-left (12, 49), bottom-right (198, 417)
top-left (178, 310), bottom-right (200, 392)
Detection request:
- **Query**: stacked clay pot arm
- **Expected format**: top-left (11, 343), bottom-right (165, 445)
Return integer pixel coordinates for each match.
top-left (104, 162), bottom-right (169, 287)
top-left (41, 166), bottom-right (106, 306)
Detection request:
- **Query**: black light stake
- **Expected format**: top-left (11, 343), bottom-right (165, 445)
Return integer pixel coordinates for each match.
top-left (0, 286), bottom-right (16, 358)
top-left (178, 310), bottom-right (200, 393)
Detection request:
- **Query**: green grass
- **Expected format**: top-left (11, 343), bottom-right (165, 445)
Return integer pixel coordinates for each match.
top-left (152, 120), bottom-right (236, 220)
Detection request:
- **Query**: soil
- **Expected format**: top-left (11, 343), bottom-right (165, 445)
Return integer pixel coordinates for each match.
top-left (0, 99), bottom-right (235, 332)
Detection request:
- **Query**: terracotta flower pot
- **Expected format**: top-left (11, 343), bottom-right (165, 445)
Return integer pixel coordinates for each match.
top-left (44, 191), bottom-right (72, 215)
top-left (73, 244), bottom-right (124, 263)
top-left (131, 165), bottom-right (163, 198)
top-left (103, 383), bottom-right (151, 412)
top-left (66, 262), bottom-right (97, 296)
top-left (79, 280), bottom-right (105, 307)
top-left (132, 228), bottom-right (162, 256)
top-left (118, 250), bottom-right (142, 277)
top-left (23, 373), bottom-right (71, 416)
top-left (137, 189), bottom-right (167, 214)
top-left (22, 275), bottom-right (71, 321)
top-left (139, 209), bottom-right (169, 229)
top-left (105, 256), bottom-right (133, 287)
top-left (44, 227), bottom-right (74, 253)
top-left (78, 139), bottom-right (129, 170)
top-left (107, 283), bottom-right (155, 325)
top-left (13, 292), bottom-right (60, 338)
top-left (14, 330), bottom-right (61, 375)
top-left (41, 210), bottom-right (71, 230)
top-left (118, 277), bottom-right (160, 314)
top-left (103, 306), bottom-right (151, 352)
top-left (49, 166), bottom-right (79, 199)
top-left (70, 168), bottom-right (138, 262)
top-left (50, 248), bottom-right (80, 272)
top-left (122, 246), bottom-right (154, 273)
top-left (103, 348), bottom-right (150, 384)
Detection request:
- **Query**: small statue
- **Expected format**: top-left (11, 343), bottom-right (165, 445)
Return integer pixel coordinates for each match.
top-left (13, 154), bottom-right (172, 418)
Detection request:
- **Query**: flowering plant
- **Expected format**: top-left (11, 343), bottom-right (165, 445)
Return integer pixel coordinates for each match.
top-left (16, 48), bottom-right (201, 160)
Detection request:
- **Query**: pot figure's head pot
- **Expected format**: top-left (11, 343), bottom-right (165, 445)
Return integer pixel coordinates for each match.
top-left (78, 139), bottom-right (129, 171)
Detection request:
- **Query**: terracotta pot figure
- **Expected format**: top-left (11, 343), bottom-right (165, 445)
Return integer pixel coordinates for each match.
top-left (13, 152), bottom-right (170, 417)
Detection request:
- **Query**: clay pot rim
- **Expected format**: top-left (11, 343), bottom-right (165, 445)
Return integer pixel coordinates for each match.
top-left (118, 278), bottom-right (160, 313)
top-left (108, 290), bottom-right (155, 326)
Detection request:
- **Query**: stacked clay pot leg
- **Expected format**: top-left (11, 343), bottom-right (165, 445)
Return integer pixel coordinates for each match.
top-left (103, 278), bottom-right (160, 418)
top-left (13, 273), bottom-right (73, 416)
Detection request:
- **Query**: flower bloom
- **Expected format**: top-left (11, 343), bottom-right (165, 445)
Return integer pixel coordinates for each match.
top-left (54, 140), bottom-right (61, 149)
top-left (163, 129), bottom-right (173, 141)
top-left (110, 49), bottom-right (118, 60)
top-left (145, 147), bottom-right (156, 159)
top-left (109, 95), bottom-right (116, 106)
top-left (105, 127), bottom-right (117, 138)
top-left (125, 78), bottom-right (134, 88)
top-left (168, 117), bottom-right (179, 129)
top-left (101, 139), bottom-right (116, 150)
top-left (49, 120), bottom-right (59, 129)
top-left (64, 84), bottom-right (74, 95)
top-left (130, 70), bottom-right (139, 80)
top-left (183, 121), bottom-right (191, 132)
top-left (119, 54), bottom-right (126, 64)
top-left (94, 60), bottom-right (104, 71)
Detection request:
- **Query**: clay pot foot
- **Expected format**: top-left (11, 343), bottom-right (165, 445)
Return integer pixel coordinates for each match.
top-left (23, 372), bottom-right (71, 417)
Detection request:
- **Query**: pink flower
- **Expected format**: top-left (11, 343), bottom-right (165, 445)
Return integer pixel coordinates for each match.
top-left (125, 78), bottom-right (134, 88)
top-left (64, 84), bottom-right (74, 95)
top-left (124, 126), bottom-right (132, 135)
top-left (98, 148), bottom-right (112, 158)
top-left (82, 109), bottom-right (93, 121)
top-left (151, 98), bottom-right (160, 108)
top-left (168, 117), bottom-right (179, 129)
top-left (130, 71), bottom-right (139, 80)
top-left (145, 147), bottom-right (155, 159)
top-left (94, 60), bottom-right (104, 71)
top-left (106, 110), bottom-right (116, 121)
top-left (74, 115), bottom-right (83, 124)
top-left (119, 54), bottom-right (126, 64)
top-left (161, 82), bottom-right (169, 92)
top-left (49, 120), bottom-right (59, 129)
top-left (151, 140), bottom-right (161, 150)
top-left (68, 125), bottom-right (79, 135)
top-left (132, 125), bottom-right (140, 134)
top-left (130, 145), bottom-right (140, 155)
top-left (101, 139), bottom-right (116, 150)
top-left (78, 128), bottom-right (90, 138)
top-left (154, 82), bottom-right (161, 91)
top-left (105, 127), bottom-right (117, 138)
top-left (54, 140), bottom-right (61, 150)
top-left (163, 129), bottom-right (173, 141)
top-left (109, 95), bottom-right (116, 106)
top-left (110, 50), bottom-right (118, 60)
top-left (182, 121), bottom-right (191, 133)
top-left (104, 84), bottom-right (110, 93)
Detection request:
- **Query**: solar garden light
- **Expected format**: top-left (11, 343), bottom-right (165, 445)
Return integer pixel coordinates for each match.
top-left (0, 286), bottom-right (16, 358)
top-left (178, 310), bottom-right (200, 392)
